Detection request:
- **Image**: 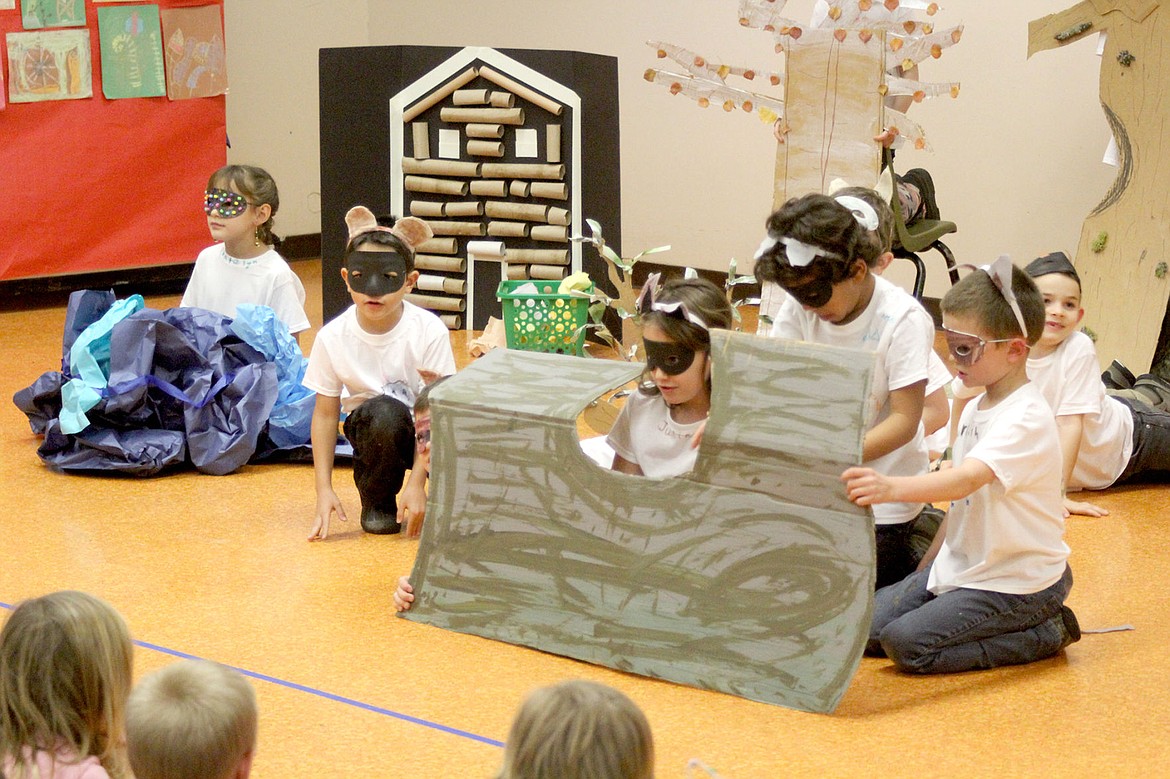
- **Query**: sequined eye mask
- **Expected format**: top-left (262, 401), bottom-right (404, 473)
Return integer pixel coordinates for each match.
top-left (204, 188), bottom-right (250, 218)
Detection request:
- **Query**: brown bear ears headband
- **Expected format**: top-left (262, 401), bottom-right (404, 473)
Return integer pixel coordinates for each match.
top-left (344, 206), bottom-right (434, 251)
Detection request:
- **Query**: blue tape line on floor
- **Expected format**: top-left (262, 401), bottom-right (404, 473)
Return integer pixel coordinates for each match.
top-left (0, 601), bottom-right (504, 749)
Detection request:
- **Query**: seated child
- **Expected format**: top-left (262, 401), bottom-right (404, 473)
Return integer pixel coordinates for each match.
top-left (607, 275), bottom-right (733, 478)
top-left (757, 193), bottom-right (935, 589)
top-left (1, 591), bottom-right (134, 779)
top-left (497, 680), bottom-right (653, 779)
top-left (126, 660), bottom-right (257, 779)
top-left (182, 164), bottom-right (310, 339)
top-left (951, 252), bottom-right (1170, 517)
top-left (303, 206), bottom-right (456, 539)
top-left (843, 256), bottom-right (1080, 673)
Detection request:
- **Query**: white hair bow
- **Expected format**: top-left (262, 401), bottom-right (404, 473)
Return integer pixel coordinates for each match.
top-left (636, 272), bottom-right (709, 330)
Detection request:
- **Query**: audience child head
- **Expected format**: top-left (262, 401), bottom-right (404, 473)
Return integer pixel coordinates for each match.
top-left (0, 590), bottom-right (133, 779)
top-left (126, 659), bottom-right (258, 779)
top-left (204, 165), bottom-right (280, 256)
top-left (497, 680), bottom-right (653, 779)
top-left (635, 274), bottom-right (733, 418)
top-left (833, 185), bottom-right (895, 267)
top-left (754, 192), bottom-right (882, 325)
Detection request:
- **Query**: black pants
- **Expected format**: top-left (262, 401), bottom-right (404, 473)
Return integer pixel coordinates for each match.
top-left (342, 395), bottom-right (415, 513)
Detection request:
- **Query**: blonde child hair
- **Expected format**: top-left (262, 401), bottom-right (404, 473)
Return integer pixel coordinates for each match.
top-left (126, 659), bottom-right (258, 779)
top-left (498, 680), bottom-right (653, 779)
top-left (0, 591), bottom-right (133, 779)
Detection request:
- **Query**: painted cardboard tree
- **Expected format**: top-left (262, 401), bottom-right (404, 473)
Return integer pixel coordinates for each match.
top-left (645, 0), bottom-right (962, 210)
top-left (1029, 1), bottom-right (1170, 373)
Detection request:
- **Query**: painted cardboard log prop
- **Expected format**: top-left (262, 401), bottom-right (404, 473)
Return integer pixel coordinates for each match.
top-left (402, 330), bottom-right (877, 714)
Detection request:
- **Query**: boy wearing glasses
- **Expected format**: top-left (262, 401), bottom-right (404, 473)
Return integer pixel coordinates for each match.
top-left (950, 252), bottom-right (1170, 518)
top-left (182, 165), bottom-right (310, 339)
top-left (842, 257), bottom-right (1080, 674)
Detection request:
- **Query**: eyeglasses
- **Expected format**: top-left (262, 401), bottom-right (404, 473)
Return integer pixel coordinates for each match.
top-left (203, 188), bottom-right (252, 218)
top-left (941, 326), bottom-right (1018, 368)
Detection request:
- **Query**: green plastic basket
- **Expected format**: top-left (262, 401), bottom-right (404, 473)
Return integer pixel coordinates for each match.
top-left (496, 279), bottom-right (593, 356)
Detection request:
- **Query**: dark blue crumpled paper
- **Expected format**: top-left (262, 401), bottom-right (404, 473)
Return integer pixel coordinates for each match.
top-left (13, 291), bottom-right (311, 476)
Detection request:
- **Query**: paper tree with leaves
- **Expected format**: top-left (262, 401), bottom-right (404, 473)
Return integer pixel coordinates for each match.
top-left (645, 0), bottom-right (963, 207)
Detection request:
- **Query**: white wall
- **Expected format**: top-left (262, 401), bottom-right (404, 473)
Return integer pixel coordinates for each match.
top-left (224, 1), bottom-right (1118, 297)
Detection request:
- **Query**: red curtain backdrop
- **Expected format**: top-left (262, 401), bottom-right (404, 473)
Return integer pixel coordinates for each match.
top-left (0, 1), bottom-right (225, 281)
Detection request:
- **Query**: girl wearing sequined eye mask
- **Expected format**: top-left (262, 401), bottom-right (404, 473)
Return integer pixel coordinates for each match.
top-left (757, 193), bottom-right (937, 590)
top-left (606, 276), bottom-right (733, 478)
top-left (180, 164), bottom-right (311, 341)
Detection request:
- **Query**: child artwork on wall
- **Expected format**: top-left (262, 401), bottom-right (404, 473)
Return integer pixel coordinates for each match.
top-left (6, 30), bottom-right (92, 103)
top-left (97, 4), bottom-right (166, 99)
top-left (160, 5), bottom-right (227, 100)
top-left (21, 0), bottom-right (85, 29)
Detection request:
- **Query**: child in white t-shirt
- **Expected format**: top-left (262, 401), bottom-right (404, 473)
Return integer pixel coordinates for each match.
top-left (606, 275), bottom-right (733, 478)
top-left (757, 192), bottom-right (935, 588)
top-left (181, 164), bottom-right (310, 339)
top-left (843, 257), bottom-right (1079, 673)
top-left (950, 251), bottom-right (1170, 517)
top-left (303, 207), bottom-right (455, 540)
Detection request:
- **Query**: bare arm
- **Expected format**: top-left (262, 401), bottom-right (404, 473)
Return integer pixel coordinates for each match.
top-left (399, 450), bottom-right (430, 538)
top-left (611, 453), bottom-right (644, 476)
top-left (1056, 414), bottom-right (1109, 517)
top-left (922, 387), bottom-right (950, 437)
top-left (842, 456), bottom-right (995, 507)
top-left (948, 393), bottom-right (976, 451)
top-left (308, 394), bottom-right (346, 541)
top-left (863, 380), bottom-right (926, 462)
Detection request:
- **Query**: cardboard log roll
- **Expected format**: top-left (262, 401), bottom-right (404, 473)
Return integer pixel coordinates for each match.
top-left (406, 293), bottom-right (466, 312)
top-left (529, 264), bottom-right (567, 280)
top-left (440, 314), bottom-right (463, 330)
top-left (479, 66), bottom-right (564, 116)
top-left (415, 254), bottom-right (466, 272)
top-left (412, 122), bottom-right (430, 159)
top-left (528, 182), bottom-right (568, 200)
top-left (485, 201), bottom-right (549, 222)
top-left (546, 207), bottom-right (571, 226)
top-left (443, 201), bottom-right (484, 217)
top-left (439, 107), bottom-right (525, 125)
top-left (467, 140), bottom-right (505, 158)
top-left (487, 221), bottom-right (530, 238)
top-left (409, 201), bottom-right (445, 218)
top-left (417, 274), bottom-right (468, 295)
top-left (470, 179), bottom-right (507, 197)
top-left (466, 123), bottom-right (504, 139)
top-left (504, 249), bottom-right (569, 264)
top-left (546, 124), bottom-right (561, 163)
top-left (529, 225), bottom-right (568, 243)
top-left (402, 158), bottom-right (481, 177)
top-left (505, 264), bottom-right (529, 280)
top-left (480, 162), bottom-right (564, 180)
top-left (509, 181), bottom-right (531, 197)
top-left (452, 88), bottom-right (490, 105)
top-left (416, 237), bottom-right (458, 255)
top-left (405, 176), bottom-right (469, 197)
top-left (425, 220), bottom-right (486, 237)
top-left (489, 91), bottom-right (515, 108)
top-left (467, 240), bottom-right (506, 259)
top-left (403, 67), bottom-right (479, 123)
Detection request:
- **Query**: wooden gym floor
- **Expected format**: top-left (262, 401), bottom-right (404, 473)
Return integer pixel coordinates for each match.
top-left (2, 260), bottom-right (1168, 778)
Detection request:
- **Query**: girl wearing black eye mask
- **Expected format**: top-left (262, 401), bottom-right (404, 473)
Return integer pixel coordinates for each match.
top-left (606, 278), bottom-right (733, 478)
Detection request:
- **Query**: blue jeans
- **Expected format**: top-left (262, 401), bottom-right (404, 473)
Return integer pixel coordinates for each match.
top-left (867, 565), bottom-right (1073, 674)
top-left (1114, 396), bottom-right (1170, 483)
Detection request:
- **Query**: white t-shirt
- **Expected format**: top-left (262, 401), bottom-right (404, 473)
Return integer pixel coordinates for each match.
top-left (303, 302), bottom-right (456, 413)
top-left (606, 390), bottom-right (703, 478)
top-left (952, 332), bottom-right (1133, 490)
top-left (181, 245), bottom-right (311, 333)
top-left (929, 382), bottom-right (1069, 595)
top-left (771, 275), bottom-right (933, 523)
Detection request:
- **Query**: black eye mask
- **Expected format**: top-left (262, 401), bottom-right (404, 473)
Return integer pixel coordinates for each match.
top-left (643, 337), bottom-right (698, 376)
top-left (774, 261), bottom-right (841, 308)
top-left (346, 251), bottom-right (409, 296)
